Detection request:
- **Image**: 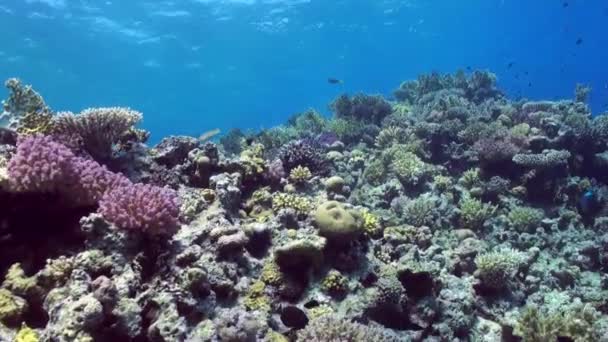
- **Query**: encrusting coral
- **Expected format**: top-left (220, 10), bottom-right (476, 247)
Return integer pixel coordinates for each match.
top-left (2, 72), bottom-right (608, 340)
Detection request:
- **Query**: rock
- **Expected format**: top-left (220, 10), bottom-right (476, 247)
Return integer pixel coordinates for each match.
top-left (275, 236), bottom-right (326, 271)
top-left (324, 176), bottom-right (346, 193)
top-left (326, 151), bottom-right (344, 161)
top-left (152, 136), bottom-right (199, 167)
top-left (453, 229), bottom-right (476, 241)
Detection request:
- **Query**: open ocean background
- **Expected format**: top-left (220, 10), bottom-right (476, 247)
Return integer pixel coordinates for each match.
top-left (1, 0), bottom-right (607, 143)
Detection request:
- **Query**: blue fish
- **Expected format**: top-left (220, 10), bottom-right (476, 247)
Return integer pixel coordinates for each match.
top-left (580, 190), bottom-right (601, 216)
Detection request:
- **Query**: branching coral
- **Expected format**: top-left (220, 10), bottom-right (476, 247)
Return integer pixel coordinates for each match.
top-left (272, 193), bottom-right (312, 216)
top-left (297, 315), bottom-right (400, 341)
top-left (515, 302), bottom-right (602, 341)
top-left (331, 93), bottom-right (392, 125)
top-left (507, 206), bottom-right (544, 232)
top-left (512, 150), bottom-right (571, 169)
top-left (53, 107), bottom-right (142, 161)
top-left (99, 184), bottom-right (180, 235)
top-left (459, 195), bottom-right (496, 229)
top-left (8, 134), bottom-right (180, 234)
top-left (1, 78), bottom-right (51, 133)
top-left (289, 165), bottom-right (312, 184)
top-left (475, 247), bottom-right (525, 290)
top-left (278, 140), bottom-right (326, 174)
top-left (390, 150), bottom-right (429, 185)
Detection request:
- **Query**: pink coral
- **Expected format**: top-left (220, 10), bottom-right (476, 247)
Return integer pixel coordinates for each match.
top-left (98, 184), bottom-right (180, 235)
top-left (8, 134), bottom-right (180, 235)
top-left (8, 134), bottom-right (76, 193)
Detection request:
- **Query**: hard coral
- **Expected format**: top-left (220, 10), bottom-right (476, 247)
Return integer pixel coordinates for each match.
top-left (8, 134), bottom-right (76, 194)
top-left (297, 315), bottom-right (400, 342)
top-left (99, 183), bottom-right (180, 235)
top-left (278, 139), bottom-right (326, 174)
top-left (331, 93), bottom-right (392, 125)
top-left (1, 78), bottom-right (51, 132)
top-left (53, 107), bottom-right (142, 161)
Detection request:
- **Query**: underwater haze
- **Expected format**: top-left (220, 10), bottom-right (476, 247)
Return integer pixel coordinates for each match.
top-left (1, 0), bottom-right (607, 141)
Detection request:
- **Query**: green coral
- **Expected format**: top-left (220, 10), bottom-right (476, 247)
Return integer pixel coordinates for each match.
top-left (239, 143), bottom-right (266, 177)
top-left (403, 195), bottom-right (436, 227)
top-left (243, 280), bottom-right (271, 312)
top-left (307, 304), bottom-right (334, 320)
top-left (0, 288), bottom-right (27, 325)
top-left (287, 109), bottom-right (328, 134)
top-left (475, 248), bottom-right (525, 290)
top-left (459, 195), bottom-right (496, 229)
top-left (265, 330), bottom-right (289, 342)
top-left (328, 118), bottom-right (365, 144)
top-left (272, 193), bottom-right (312, 216)
top-left (289, 165), bottom-right (312, 184)
top-left (514, 302), bottom-right (602, 342)
top-left (16, 324), bottom-right (39, 342)
top-left (321, 270), bottom-right (348, 297)
top-left (2, 263), bottom-right (41, 298)
top-left (432, 175), bottom-right (452, 192)
top-left (17, 110), bottom-right (55, 135)
top-left (364, 158), bottom-right (387, 185)
top-left (261, 260), bottom-right (283, 286)
top-left (375, 126), bottom-right (404, 147)
top-left (297, 315), bottom-right (400, 341)
top-left (314, 201), bottom-right (362, 241)
top-left (390, 150), bottom-right (428, 185)
top-left (360, 209), bottom-right (381, 236)
top-left (459, 168), bottom-right (481, 188)
top-left (510, 123), bottom-right (531, 137)
top-left (508, 206), bottom-right (544, 232)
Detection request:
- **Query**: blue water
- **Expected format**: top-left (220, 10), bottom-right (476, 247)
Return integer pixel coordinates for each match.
top-left (1, 0), bottom-right (607, 143)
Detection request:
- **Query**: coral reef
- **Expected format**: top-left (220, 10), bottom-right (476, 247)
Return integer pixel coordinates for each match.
top-left (2, 70), bottom-right (608, 341)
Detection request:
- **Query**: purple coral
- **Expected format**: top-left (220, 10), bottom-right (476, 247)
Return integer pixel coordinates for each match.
top-left (8, 134), bottom-right (77, 193)
top-left (278, 140), bottom-right (326, 174)
top-left (473, 135), bottom-right (523, 165)
top-left (266, 158), bottom-right (285, 183)
top-left (7, 134), bottom-right (180, 234)
top-left (99, 184), bottom-right (180, 235)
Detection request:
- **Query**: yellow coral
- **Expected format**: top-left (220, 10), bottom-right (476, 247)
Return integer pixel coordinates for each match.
top-left (432, 175), bottom-right (452, 192)
top-left (321, 270), bottom-right (348, 296)
top-left (0, 288), bottom-right (26, 324)
top-left (15, 324), bottom-right (39, 342)
top-left (261, 261), bottom-right (283, 286)
top-left (307, 304), bottom-right (334, 320)
top-left (272, 193), bottom-right (312, 216)
top-left (2, 263), bottom-right (40, 298)
top-left (360, 209), bottom-right (380, 236)
top-left (243, 281), bottom-right (271, 312)
top-left (240, 143), bottom-right (266, 176)
top-left (16, 110), bottom-right (54, 135)
top-left (289, 165), bottom-right (312, 184)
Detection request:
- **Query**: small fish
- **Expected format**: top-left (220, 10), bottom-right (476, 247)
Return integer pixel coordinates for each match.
top-left (580, 190), bottom-right (602, 216)
top-left (507, 62), bottom-right (514, 69)
top-left (327, 78), bottom-right (344, 84)
top-left (199, 128), bottom-right (221, 142)
top-left (576, 37), bottom-right (583, 45)
top-left (524, 71), bottom-right (529, 75)
top-left (466, 66), bottom-right (472, 71)
top-left (563, 2), bottom-right (568, 8)
top-left (245, 137), bottom-right (255, 146)
top-left (528, 82), bottom-right (532, 87)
